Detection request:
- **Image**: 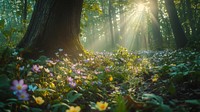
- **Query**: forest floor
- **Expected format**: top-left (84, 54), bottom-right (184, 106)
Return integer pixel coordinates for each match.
top-left (0, 47), bottom-right (200, 112)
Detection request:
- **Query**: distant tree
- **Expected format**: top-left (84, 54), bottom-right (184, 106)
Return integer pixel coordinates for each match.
top-left (164, 0), bottom-right (188, 48)
top-left (149, 0), bottom-right (163, 50)
top-left (108, 0), bottom-right (115, 49)
top-left (17, 0), bottom-right (84, 59)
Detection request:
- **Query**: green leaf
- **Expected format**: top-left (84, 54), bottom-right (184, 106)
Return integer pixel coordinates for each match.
top-left (142, 94), bottom-right (163, 105)
top-left (0, 75), bottom-right (10, 89)
top-left (168, 82), bottom-right (176, 95)
top-left (185, 100), bottom-right (200, 105)
top-left (0, 19), bottom-right (5, 29)
top-left (66, 90), bottom-right (82, 103)
top-left (21, 104), bottom-right (30, 110)
top-left (31, 108), bottom-right (43, 112)
top-left (6, 98), bottom-right (18, 102)
top-left (155, 104), bottom-right (172, 112)
top-left (0, 102), bottom-right (5, 108)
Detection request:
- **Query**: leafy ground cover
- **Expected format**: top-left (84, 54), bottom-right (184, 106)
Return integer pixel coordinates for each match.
top-left (0, 47), bottom-right (200, 112)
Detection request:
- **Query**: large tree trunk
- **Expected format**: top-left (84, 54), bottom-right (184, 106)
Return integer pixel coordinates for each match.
top-left (164, 0), bottom-right (188, 48)
top-left (17, 0), bottom-right (84, 59)
top-left (150, 0), bottom-right (163, 50)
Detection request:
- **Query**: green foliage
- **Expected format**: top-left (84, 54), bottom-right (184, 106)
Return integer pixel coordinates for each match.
top-left (112, 95), bottom-right (127, 112)
top-left (0, 48), bottom-right (200, 111)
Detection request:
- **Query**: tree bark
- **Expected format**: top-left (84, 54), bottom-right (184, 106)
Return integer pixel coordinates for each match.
top-left (17, 0), bottom-right (84, 59)
top-left (164, 0), bottom-right (188, 48)
top-left (108, 0), bottom-right (114, 50)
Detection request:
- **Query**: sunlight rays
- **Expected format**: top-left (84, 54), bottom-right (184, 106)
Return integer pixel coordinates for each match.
top-left (81, 1), bottom-right (152, 51)
top-left (121, 2), bottom-right (149, 51)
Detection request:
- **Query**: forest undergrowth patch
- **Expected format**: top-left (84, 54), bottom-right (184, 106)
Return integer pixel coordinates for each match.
top-left (0, 47), bottom-right (200, 112)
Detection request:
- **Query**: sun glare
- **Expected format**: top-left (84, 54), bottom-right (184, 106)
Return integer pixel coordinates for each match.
top-left (137, 4), bottom-right (145, 12)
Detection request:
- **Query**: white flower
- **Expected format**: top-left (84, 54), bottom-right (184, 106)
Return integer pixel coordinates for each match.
top-left (12, 52), bottom-right (18, 56)
top-left (59, 48), bottom-right (63, 52)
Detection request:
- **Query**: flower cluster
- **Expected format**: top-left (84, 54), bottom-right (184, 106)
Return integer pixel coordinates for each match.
top-left (10, 79), bottom-right (29, 101)
top-left (67, 76), bottom-right (77, 88)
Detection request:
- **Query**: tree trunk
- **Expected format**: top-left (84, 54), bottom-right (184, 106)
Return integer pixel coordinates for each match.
top-left (17, 0), bottom-right (84, 59)
top-left (164, 0), bottom-right (188, 48)
top-left (150, 0), bottom-right (163, 50)
top-left (108, 0), bottom-right (114, 50)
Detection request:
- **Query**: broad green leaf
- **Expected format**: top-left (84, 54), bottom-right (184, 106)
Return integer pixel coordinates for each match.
top-left (0, 102), bottom-right (5, 108)
top-left (66, 90), bottom-right (82, 103)
top-left (185, 100), bottom-right (200, 105)
top-left (155, 104), bottom-right (172, 112)
top-left (31, 108), bottom-right (43, 112)
top-left (142, 93), bottom-right (163, 105)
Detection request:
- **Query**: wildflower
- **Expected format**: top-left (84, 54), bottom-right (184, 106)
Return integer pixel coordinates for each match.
top-left (75, 70), bottom-right (81, 74)
top-left (49, 82), bottom-right (55, 89)
top-left (59, 48), bottom-right (63, 52)
top-left (109, 76), bottom-right (113, 81)
top-left (81, 76), bottom-right (87, 79)
top-left (39, 65), bottom-right (43, 69)
top-left (64, 54), bottom-right (68, 57)
top-left (28, 85), bottom-right (37, 92)
top-left (152, 74), bottom-right (159, 82)
top-left (44, 68), bottom-right (50, 73)
top-left (32, 65), bottom-right (41, 73)
top-left (12, 51), bottom-right (18, 56)
top-left (79, 54), bottom-right (83, 57)
top-left (19, 66), bottom-right (25, 71)
top-left (66, 106), bottom-right (81, 112)
top-left (33, 96), bottom-right (45, 105)
top-left (17, 91), bottom-right (29, 101)
top-left (96, 101), bottom-right (108, 111)
top-left (67, 77), bottom-right (74, 82)
top-left (69, 82), bottom-right (77, 88)
top-left (50, 73), bottom-right (54, 76)
top-left (11, 79), bottom-right (27, 93)
top-left (17, 57), bottom-right (22, 60)
top-left (46, 60), bottom-right (57, 66)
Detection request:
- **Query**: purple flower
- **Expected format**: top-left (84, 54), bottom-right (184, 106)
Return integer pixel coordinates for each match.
top-left (32, 65), bottom-right (41, 73)
top-left (16, 91), bottom-right (29, 101)
top-left (67, 77), bottom-right (74, 82)
top-left (50, 73), bottom-right (54, 76)
top-left (69, 82), bottom-right (76, 88)
top-left (11, 79), bottom-right (28, 93)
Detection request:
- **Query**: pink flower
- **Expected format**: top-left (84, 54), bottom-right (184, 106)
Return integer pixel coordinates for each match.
top-left (32, 65), bottom-right (41, 73)
top-left (11, 79), bottom-right (27, 93)
top-left (67, 77), bottom-right (74, 82)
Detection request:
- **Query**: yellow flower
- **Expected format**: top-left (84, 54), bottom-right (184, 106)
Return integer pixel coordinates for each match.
top-left (66, 106), bottom-right (81, 112)
top-left (33, 96), bottom-right (44, 105)
top-left (49, 82), bottom-right (55, 88)
top-left (96, 101), bottom-right (108, 111)
top-left (152, 74), bottom-right (159, 82)
top-left (109, 76), bottom-right (113, 81)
